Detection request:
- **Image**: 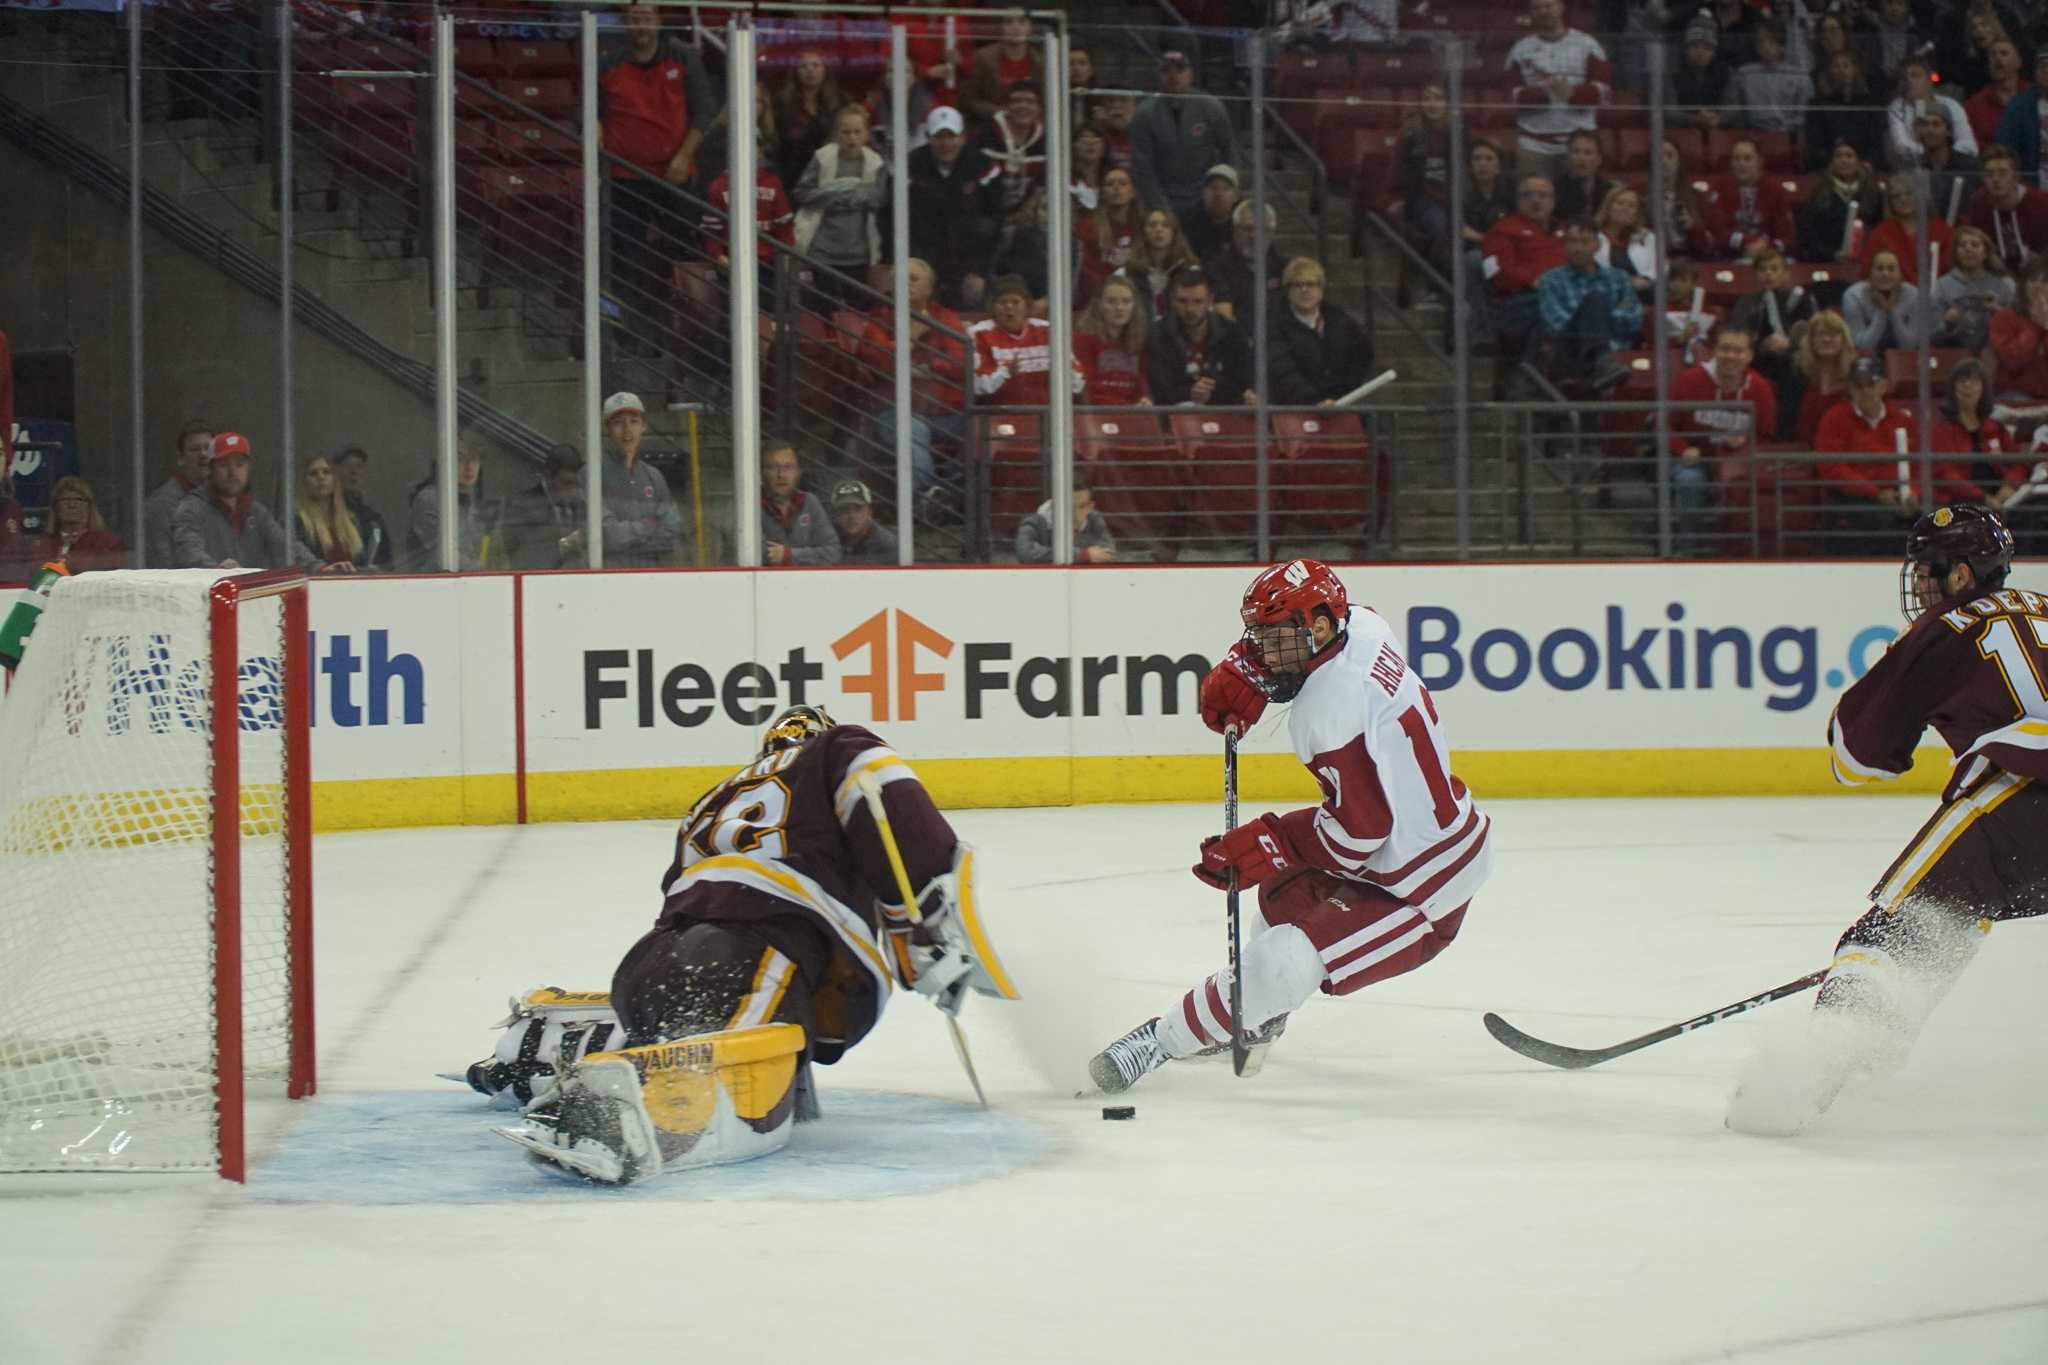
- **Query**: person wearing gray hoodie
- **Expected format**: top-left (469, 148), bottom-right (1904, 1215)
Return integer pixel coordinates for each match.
top-left (170, 431), bottom-right (314, 570)
top-left (1128, 48), bottom-right (1237, 225)
top-left (758, 438), bottom-right (841, 566)
top-left (1016, 483), bottom-right (1117, 563)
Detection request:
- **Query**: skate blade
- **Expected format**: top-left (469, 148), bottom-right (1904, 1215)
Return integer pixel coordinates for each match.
top-left (493, 1123), bottom-right (627, 1184)
top-left (435, 1071), bottom-right (472, 1087)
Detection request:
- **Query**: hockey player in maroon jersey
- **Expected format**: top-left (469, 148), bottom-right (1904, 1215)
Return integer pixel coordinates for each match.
top-left (473, 706), bottom-right (1016, 1183)
top-left (1729, 505), bottom-right (2048, 1135)
top-left (1088, 560), bottom-right (1493, 1093)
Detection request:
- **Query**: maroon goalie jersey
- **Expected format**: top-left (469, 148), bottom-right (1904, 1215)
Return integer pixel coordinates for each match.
top-left (1829, 586), bottom-right (2048, 802)
top-left (654, 726), bottom-right (958, 1062)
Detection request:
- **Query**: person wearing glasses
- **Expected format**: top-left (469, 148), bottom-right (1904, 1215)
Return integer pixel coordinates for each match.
top-left (1268, 258), bottom-right (1374, 407)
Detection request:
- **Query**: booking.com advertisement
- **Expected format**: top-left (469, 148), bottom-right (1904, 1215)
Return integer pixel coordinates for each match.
top-left (515, 562), bottom-right (1944, 806)
top-left (0, 564), bottom-right (1953, 826)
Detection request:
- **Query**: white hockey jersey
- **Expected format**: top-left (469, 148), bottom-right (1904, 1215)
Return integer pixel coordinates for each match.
top-left (1283, 607), bottom-right (1492, 920)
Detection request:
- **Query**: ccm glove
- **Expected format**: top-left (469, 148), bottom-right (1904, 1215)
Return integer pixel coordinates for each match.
top-left (1198, 643), bottom-right (1269, 736)
top-left (1192, 812), bottom-right (1300, 891)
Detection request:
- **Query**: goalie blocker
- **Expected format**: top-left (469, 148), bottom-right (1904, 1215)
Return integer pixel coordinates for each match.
top-left (479, 708), bottom-right (1015, 1183)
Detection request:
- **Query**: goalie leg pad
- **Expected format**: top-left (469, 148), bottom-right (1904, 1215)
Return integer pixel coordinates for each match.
top-left (466, 996), bottom-right (623, 1110)
top-left (500, 1023), bottom-right (809, 1185)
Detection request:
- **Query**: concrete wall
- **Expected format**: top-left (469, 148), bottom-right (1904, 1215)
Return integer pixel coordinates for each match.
top-left (0, 135), bottom-right (526, 554)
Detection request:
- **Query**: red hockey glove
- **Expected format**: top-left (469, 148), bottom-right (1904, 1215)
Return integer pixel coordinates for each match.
top-left (1199, 643), bottom-right (1269, 737)
top-left (1193, 812), bottom-right (1299, 891)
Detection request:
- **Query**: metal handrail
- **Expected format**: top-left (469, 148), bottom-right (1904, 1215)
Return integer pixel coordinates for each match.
top-left (1356, 212), bottom-right (1453, 376)
top-left (0, 84), bottom-right (562, 467)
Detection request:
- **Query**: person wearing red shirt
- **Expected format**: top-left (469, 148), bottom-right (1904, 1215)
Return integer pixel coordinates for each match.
top-left (860, 258), bottom-right (969, 505)
top-left (1073, 274), bottom-right (1149, 406)
top-left (1699, 139), bottom-right (1796, 260)
top-left (1965, 38), bottom-right (2028, 151)
top-left (602, 4), bottom-right (713, 349)
top-left (1989, 259), bottom-right (2048, 400)
top-left (703, 161), bottom-right (795, 269)
top-left (1859, 176), bottom-right (1955, 286)
top-left (961, 14), bottom-right (1041, 127)
top-left (1479, 176), bottom-right (1567, 353)
top-left (24, 476), bottom-right (126, 575)
top-left (898, 0), bottom-right (969, 117)
top-left (970, 275), bottom-right (1083, 407)
top-left (1931, 357), bottom-right (2026, 504)
top-left (1670, 323), bottom-right (1779, 550)
top-left (1964, 145), bottom-right (2048, 272)
top-left (1814, 357), bottom-right (1973, 554)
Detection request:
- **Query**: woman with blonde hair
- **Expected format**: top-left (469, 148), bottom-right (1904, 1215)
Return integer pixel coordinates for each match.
top-left (1073, 273), bottom-right (1149, 405)
top-left (1270, 256), bottom-right (1374, 406)
top-left (295, 452), bottom-right (364, 572)
top-left (1792, 309), bottom-right (1858, 444)
top-left (34, 475), bottom-right (127, 573)
top-left (1118, 207), bottom-right (1198, 316)
top-left (1592, 185), bottom-right (1658, 297)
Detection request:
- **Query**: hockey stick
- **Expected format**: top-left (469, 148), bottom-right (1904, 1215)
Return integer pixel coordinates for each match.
top-left (854, 771), bottom-right (989, 1109)
top-left (1224, 727), bottom-right (1249, 1077)
top-left (1481, 970), bottom-right (1828, 1070)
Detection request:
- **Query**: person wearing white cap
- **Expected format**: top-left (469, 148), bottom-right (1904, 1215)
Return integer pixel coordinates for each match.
top-left (908, 103), bottom-right (1003, 309)
top-left (600, 391), bottom-right (685, 567)
top-left (1128, 47), bottom-right (1237, 225)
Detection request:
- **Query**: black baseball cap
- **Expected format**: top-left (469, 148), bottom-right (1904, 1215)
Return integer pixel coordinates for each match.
top-left (1848, 356), bottom-right (1885, 386)
top-left (830, 479), bottom-right (872, 508)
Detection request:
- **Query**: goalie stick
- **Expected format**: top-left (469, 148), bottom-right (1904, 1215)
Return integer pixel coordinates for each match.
top-left (1482, 970), bottom-right (1828, 1070)
top-left (854, 770), bottom-right (989, 1109)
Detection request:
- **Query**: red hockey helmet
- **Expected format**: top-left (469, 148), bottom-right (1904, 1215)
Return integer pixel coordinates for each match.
top-left (1241, 558), bottom-right (1350, 628)
top-left (1238, 559), bottom-right (1349, 700)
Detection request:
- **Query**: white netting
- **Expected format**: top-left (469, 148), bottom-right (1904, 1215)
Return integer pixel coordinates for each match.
top-left (0, 570), bottom-right (296, 1172)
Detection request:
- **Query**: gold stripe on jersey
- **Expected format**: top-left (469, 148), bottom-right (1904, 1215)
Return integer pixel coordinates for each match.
top-left (1827, 710), bottom-right (1894, 787)
top-left (1875, 772), bottom-right (2029, 911)
top-left (726, 949), bottom-right (795, 1030)
top-left (679, 853), bottom-right (893, 996)
top-left (832, 747), bottom-right (918, 827)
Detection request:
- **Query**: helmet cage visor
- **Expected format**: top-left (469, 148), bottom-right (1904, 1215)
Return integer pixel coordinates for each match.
top-left (1241, 617), bottom-right (1317, 700)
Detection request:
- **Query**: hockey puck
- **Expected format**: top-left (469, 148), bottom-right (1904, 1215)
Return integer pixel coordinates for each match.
top-left (1101, 1105), bottom-right (1136, 1121)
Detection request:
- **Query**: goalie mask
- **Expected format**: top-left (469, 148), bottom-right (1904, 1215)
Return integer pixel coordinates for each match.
top-left (1900, 503), bottom-right (2014, 621)
top-left (759, 704), bottom-right (837, 758)
top-left (1238, 559), bottom-right (1350, 702)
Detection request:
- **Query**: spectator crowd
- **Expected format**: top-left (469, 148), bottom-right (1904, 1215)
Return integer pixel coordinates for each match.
top-left (18, 0), bottom-right (2048, 575)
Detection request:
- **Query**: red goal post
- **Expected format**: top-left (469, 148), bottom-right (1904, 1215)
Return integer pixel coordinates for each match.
top-left (211, 569), bottom-right (315, 1182)
top-left (0, 568), bottom-right (314, 1182)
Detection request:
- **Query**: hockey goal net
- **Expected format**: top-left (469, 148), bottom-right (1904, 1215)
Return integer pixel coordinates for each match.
top-left (0, 569), bottom-right (312, 1181)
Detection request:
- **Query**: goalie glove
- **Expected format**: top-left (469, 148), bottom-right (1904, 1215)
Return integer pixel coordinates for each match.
top-left (883, 842), bottom-right (1019, 1015)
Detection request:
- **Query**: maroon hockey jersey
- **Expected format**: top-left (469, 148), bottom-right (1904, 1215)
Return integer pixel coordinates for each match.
top-left (656, 725), bottom-right (957, 1062)
top-left (1829, 585), bottom-right (2048, 802)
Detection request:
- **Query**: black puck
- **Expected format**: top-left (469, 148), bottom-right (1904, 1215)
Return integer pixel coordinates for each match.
top-left (1101, 1105), bottom-right (1136, 1120)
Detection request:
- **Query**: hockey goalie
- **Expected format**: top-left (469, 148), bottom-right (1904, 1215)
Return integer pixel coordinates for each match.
top-left (460, 706), bottom-right (1016, 1184)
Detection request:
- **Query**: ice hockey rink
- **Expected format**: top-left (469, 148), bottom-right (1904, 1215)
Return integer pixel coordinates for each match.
top-left (6, 795), bottom-right (2046, 1365)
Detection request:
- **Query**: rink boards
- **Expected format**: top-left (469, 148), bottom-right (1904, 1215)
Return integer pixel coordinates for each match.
top-left (3, 562), bottom-right (1966, 829)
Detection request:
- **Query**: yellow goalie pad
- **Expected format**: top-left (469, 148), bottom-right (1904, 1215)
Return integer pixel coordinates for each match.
top-left (590, 1021), bottom-right (807, 1132)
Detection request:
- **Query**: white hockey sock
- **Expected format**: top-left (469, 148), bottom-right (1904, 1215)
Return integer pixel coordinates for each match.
top-left (1156, 924), bottom-right (1325, 1060)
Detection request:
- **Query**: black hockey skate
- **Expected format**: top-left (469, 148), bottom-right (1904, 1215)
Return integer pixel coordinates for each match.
top-left (1088, 1017), bottom-right (1167, 1094)
top-left (1192, 1012), bottom-right (1289, 1076)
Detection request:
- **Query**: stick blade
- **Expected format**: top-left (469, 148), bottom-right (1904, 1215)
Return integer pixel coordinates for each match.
top-left (1481, 1011), bottom-right (1612, 1071)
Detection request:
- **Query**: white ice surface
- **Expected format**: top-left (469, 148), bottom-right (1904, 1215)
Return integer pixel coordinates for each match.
top-left (4, 797), bottom-right (2046, 1365)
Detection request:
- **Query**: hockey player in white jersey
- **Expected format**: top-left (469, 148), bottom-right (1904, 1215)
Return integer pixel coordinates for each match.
top-left (1089, 559), bottom-right (1493, 1093)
